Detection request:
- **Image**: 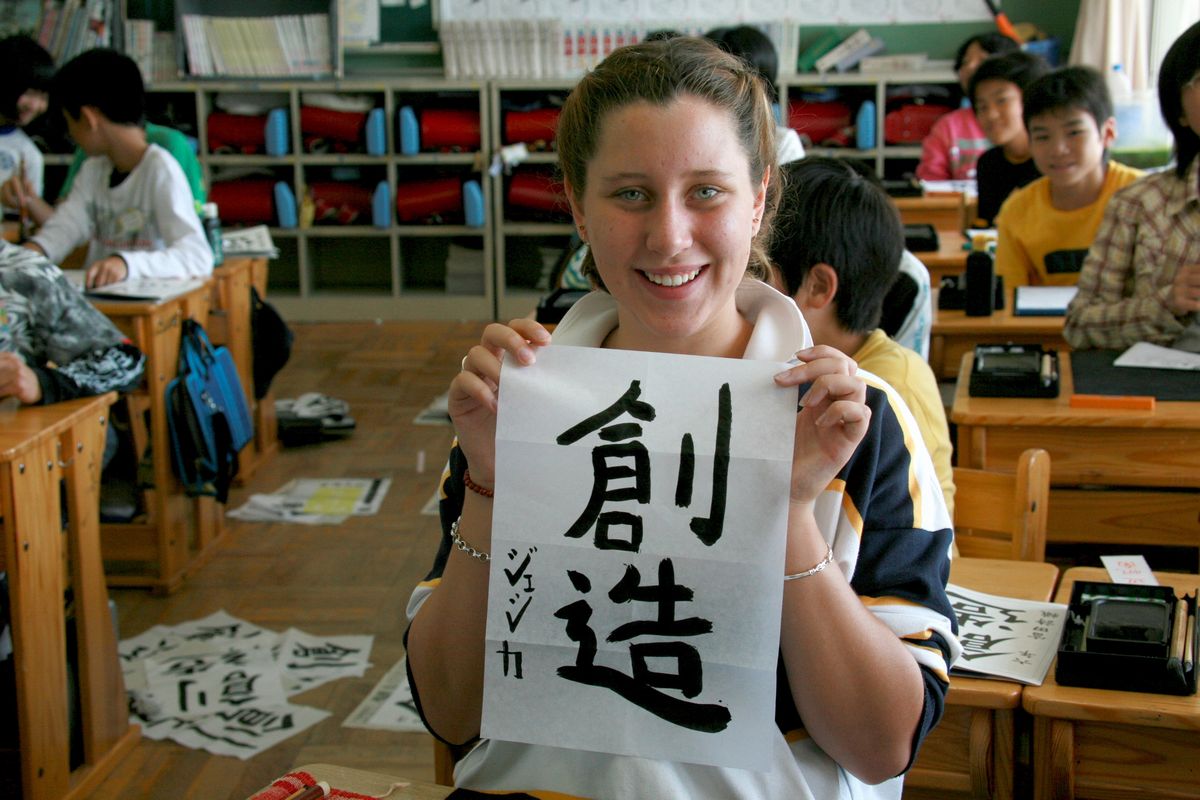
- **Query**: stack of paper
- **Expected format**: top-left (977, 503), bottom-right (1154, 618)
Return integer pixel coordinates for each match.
top-left (227, 477), bottom-right (391, 525)
top-left (180, 13), bottom-right (331, 77)
top-left (222, 224), bottom-right (280, 259)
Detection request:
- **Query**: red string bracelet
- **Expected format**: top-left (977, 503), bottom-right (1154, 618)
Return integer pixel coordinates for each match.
top-left (464, 469), bottom-right (495, 498)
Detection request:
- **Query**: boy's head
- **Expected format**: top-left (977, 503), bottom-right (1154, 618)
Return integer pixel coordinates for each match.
top-left (0, 35), bottom-right (54, 126)
top-left (968, 50), bottom-right (1049, 150)
top-left (1023, 66), bottom-right (1117, 189)
top-left (51, 48), bottom-right (145, 141)
top-left (1158, 20), bottom-right (1200, 177)
top-left (705, 25), bottom-right (779, 103)
top-left (954, 32), bottom-right (1019, 92)
top-left (769, 157), bottom-right (902, 337)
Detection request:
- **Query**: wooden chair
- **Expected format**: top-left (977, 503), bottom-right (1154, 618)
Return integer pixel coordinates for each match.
top-left (951, 448), bottom-right (1051, 563)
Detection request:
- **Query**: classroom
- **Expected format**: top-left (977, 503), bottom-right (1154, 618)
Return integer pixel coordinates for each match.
top-left (1, 1), bottom-right (1199, 798)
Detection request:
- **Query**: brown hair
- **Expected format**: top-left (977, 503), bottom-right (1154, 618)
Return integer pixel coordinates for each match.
top-left (556, 36), bottom-right (780, 285)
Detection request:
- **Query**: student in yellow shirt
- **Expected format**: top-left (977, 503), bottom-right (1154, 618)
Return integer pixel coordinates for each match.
top-left (994, 66), bottom-right (1144, 288)
top-left (769, 157), bottom-right (955, 518)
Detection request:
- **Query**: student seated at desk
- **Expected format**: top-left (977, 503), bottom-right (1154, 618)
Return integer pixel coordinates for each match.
top-left (0, 241), bottom-right (144, 413)
top-left (970, 50), bottom-right (1049, 226)
top-left (0, 35), bottom-right (53, 220)
top-left (994, 66), bottom-right (1144, 289)
top-left (916, 32), bottom-right (1019, 181)
top-left (770, 157), bottom-right (955, 518)
top-left (1065, 21), bottom-right (1200, 353)
top-left (14, 49), bottom-right (212, 289)
top-left (406, 38), bottom-right (958, 800)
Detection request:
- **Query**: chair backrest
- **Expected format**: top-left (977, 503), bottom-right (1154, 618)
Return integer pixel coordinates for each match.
top-left (952, 448), bottom-right (1050, 562)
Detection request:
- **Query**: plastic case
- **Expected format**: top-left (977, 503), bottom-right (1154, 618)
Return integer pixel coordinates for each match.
top-left (968, 344), bottom-right (1059, 398)
top-left (1057, 581), bottom-right (1197, 696)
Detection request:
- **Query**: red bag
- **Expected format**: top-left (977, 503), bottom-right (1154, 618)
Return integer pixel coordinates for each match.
top-left (884, 104), bottom-right (955, 144)
top-left (504, 108), bottom-right (560, 148)
top-left (421, 109), bottom-right (481, 151)
top-left (787, 100), bottom-right (852, 146)
top-left (210, 179), bottom-right (276, 224)
top-left (207, 112), bottom-right (266, 154)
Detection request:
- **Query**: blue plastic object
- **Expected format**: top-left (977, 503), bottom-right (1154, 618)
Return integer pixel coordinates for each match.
top-left (463, 180), bottom-right (484, 228)
top-left (366, 108), bottom-right (386, 156)
top-left (265, 108), bottom-right (289, 156)
top-left (274, 181), bottom-right (298, 228)
top-left (855, 100), bottom-right (876, 150)
top-left (372, 181), bottom-right (391, 228)
top-left (398, 106), bottom-right (420, 155)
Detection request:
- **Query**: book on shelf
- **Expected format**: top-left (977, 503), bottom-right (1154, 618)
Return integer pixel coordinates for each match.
top-left (179, 12), bottom-right (332, 78)
top-left (814, 28), bottom-right (872, 74)
top-left (36, 0), bottom-right (112, 65)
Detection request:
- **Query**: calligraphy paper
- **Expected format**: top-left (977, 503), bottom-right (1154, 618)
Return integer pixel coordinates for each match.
top-left (482, 345), bottom-right (796, 771)
top-left (947, 583), bottom-right (1067, 685)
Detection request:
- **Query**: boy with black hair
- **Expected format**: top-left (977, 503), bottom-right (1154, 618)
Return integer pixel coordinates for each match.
top-left (770, 157), bottom-right (954, 517)
top-left (994, 66), bottom-right (1143, 288)
top-left (23, 48), bottom-right (212, 288)
top-left (0, 35), bottom-right (54, 216)
top-left (969, 50), bottom-right (1050, 225)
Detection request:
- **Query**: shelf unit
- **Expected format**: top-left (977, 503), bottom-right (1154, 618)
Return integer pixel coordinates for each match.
top-left (779, 69), bottom-right (959, 179)
top-left (126, 69), bottom-right (958, 322)
top-left (145, 78), bottom-right (493, 321)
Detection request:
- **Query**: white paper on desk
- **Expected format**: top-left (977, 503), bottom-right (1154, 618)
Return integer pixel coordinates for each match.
top-left (481, 345), bottom-right (796, 772)
top-left (1113, 341), bottom-right (1200, 371)
top-left (83, 276), bottom-right (208, 302)
top-left (221, 224), bottom-right (279, 258)
top-left (1101, 555), bottom-right (1159, 585)
top-left (920, 178), bottom-right (979, 198)
top-left (946, 583), bottom-right (1067, 686)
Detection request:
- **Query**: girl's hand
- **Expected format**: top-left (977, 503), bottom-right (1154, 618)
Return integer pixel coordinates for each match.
top-left (449, 319), bottom-right (552, 488)
top-left (774, 345), bottom-right (870, 505)
top-left (0, 175), bottom-right (31, 210)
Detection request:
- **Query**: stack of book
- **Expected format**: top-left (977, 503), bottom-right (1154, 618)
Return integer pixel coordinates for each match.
top-left (802, 28), bottom-right (886, 75)
top-left (444, 243), bottom-right (484, 295)
top-left (180, 13), bottom-right (331, 78)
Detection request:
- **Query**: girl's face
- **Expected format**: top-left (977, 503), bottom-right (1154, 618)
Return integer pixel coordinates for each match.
top-left (568, 95), bottom-right (767, 355)
top-left (1181, 68), bottom-right (1200, 137)
top-left (15, 89), bottom-right (48, 127)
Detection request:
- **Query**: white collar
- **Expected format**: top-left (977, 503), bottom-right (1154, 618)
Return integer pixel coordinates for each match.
top-left (551, 277), bottom-right (812, 361)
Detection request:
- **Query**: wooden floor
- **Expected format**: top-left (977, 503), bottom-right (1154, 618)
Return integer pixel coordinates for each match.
top-left (91, 321), bottom-right (487, 800)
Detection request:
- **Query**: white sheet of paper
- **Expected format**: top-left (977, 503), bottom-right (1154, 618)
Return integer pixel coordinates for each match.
top-left (1013, 286), bottom-right (1078, 316)
top-left (946, 584), bottom-right (1067, 685)
top-left (83, 276), bottom-right (208, 302)
top-left (1101, 555), bottom-right (1159, 585)
top-left (343, 657), bottom-right (426, 732)
top-left (277, 628), bottom-right (374, 695)
top-left (482, 345), bottom-right (796, 771)
top-left (1113, 341), bottom-right (1200, 371)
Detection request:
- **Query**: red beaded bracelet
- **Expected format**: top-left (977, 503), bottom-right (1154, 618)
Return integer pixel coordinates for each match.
top-left (464, 469), bottom-right (495, 498)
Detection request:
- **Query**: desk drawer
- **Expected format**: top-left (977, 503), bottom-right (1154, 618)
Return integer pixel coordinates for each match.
top-left (1071, 721), bottom-right (1199, 799)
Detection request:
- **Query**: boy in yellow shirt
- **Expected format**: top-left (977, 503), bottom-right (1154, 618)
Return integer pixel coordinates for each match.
top-left (994, 66), bottom-right (1144, 288)
top-left (769, 158), bottom-right (955, 518)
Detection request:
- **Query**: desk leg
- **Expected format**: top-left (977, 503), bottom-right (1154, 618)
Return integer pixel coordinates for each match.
top-left (992, 709), bottom-right (1014, 800)
top-left (956, 425), bottom-right (987, 470)
top-left (1033, 717), bottom-right (1075, 800)
top-left (2, 438), bottom-right (70, 800)
top-left (62, 412), bottom-right (132, 760)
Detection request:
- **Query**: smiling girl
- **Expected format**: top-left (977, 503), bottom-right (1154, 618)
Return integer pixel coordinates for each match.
top-left (405, 37), bottom-right (958, 799)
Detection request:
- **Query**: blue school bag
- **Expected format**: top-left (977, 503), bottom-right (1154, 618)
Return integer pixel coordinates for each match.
top-left (166, 319), bottom-right (254, 502)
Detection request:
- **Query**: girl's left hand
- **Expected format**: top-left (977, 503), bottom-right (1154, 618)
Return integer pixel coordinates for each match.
top-left (774, 345), bottom-right (870, 505)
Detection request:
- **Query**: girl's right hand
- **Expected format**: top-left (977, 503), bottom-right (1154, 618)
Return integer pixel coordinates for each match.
top-left (449, 319), bottom-right (551, 489)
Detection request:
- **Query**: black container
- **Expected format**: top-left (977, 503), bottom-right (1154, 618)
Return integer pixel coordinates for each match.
top-left (964, 249), bottom-right (995, 317)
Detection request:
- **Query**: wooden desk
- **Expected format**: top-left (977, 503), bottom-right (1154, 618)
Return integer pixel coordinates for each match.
top-left (208, 256), bottom-right (278, 481)
top-left (259, 764), bottom-right (450, 799)
top-left (930, 306), bottom-right (1068, 381)
top-left (914, 229), bottom-right (968, 286)
top-left (0, 395), bottom-right (139, 800)
top-left (91, 281), bottom-right (218, 593)
top-left (905, 558), bottom-right (1059, 800)
top-left (895, 194), bottom-right (967, 231)
top-left (951, 353), bottom-right (1200, 550)
top-left (1023, 567), bottom-right (1200, 800)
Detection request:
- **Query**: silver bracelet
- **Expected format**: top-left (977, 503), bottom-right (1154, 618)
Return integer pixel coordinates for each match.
top-left (451, 516), bottom-right (490, 562)
top-left (784, 544), bottom-right (834, 582)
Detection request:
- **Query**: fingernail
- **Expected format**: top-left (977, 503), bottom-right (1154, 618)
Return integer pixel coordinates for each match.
top-left (518, 346), bottom-right (535, 364)
top-left (799, 388), bottom-right (813, 406)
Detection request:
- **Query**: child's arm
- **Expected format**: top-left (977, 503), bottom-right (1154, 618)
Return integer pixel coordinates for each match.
top-left (115, 154), bottom-right (213, 281)
top-left (1065, 196), bottom-right (1193, 349)
top-left (28, 164), bottom-right (95, 264)
top-left (915, 118), bottom-right (953, 181)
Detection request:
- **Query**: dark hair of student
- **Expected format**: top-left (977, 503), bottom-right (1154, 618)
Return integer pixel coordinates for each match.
top-left (1022, 65), bottom-right (1112, 132)
top-left (705, 25), bottom-right (779, 103)
top-left (953, 32), bottom-right (1020, 72)
top-left (1158, 20), bottom-right (1200, 177)
top-left (967, 50), bottom-right (1050, 105)
top-left (557, 36), bottom-right (779, 286)
top-left (0, 35), bottom-right (54, 122)
top-left (643, 29), bottom-right (681, 42)
top-left (769, 157), bottom-right (903, 335)
top-left (51, 48), bottom-right (145, 126)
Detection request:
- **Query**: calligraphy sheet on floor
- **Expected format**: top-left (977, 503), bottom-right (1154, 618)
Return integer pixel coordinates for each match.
top-left (483, 345), bottom-right (796, 771)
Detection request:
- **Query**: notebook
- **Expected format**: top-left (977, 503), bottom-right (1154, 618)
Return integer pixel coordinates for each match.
top-left (1013, 285), bottom-right (1077, 316)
